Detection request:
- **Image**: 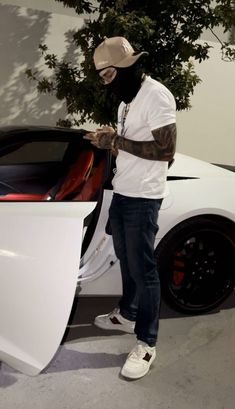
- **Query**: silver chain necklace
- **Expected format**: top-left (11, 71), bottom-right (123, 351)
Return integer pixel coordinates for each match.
top-left (120, 103), bottom-right (131, 137)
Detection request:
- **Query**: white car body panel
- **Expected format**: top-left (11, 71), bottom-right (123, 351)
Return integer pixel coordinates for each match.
top-left (0, 147), bottom-right (234, 375)
top-left (168, 153), bottom-right (235, 179)
top-left (0, 202), bottom-right (96, 375)
top-left (79, 154), bottom-right (235, 296)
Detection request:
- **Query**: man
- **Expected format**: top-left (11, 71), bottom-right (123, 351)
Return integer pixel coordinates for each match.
top-left (84, 36), bottom-right (176, 379)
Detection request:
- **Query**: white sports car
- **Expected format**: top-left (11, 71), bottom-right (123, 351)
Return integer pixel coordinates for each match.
top-left (0, 126), bottom-right (234, 375)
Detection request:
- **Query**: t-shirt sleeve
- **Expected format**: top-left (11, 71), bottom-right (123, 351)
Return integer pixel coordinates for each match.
top-left (146, 86), bottom-right (176, 131)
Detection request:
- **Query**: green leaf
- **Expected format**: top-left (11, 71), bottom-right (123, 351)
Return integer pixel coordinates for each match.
top-left (25, 0), bottom-right (235, 125)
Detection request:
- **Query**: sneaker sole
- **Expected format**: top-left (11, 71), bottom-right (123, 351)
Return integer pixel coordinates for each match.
top-left (94, 319), bottom-right (135, 334)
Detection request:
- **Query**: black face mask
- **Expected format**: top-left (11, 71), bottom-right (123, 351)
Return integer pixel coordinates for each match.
top-left (106, 64), bottom-right (143, 104)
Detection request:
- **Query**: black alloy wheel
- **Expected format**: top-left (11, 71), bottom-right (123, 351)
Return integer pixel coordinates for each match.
top-left (156, 217), bottom-right (235, 314)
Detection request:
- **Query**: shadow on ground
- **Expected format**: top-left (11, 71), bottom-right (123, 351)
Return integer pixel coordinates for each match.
top-left (62, 291), bottom-right (235, 343)
top-left (43, 348), bottom-right (127, 374)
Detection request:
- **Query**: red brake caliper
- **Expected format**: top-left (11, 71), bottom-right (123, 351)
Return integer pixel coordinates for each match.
top-left (172, 252), bottom-right (185, 285)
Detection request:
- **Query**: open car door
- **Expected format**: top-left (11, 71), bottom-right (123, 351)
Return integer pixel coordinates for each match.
top-left (0, 201), bottom-right (96, 375)
top-left (0, 127), bottom-right (111, 375)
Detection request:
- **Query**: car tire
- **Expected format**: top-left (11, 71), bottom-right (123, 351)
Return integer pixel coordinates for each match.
top-left (156, 217), bottom-right (235, 314)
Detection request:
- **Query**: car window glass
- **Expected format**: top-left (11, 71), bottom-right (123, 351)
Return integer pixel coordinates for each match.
top-left (0, 141), bottom-right (69, 165)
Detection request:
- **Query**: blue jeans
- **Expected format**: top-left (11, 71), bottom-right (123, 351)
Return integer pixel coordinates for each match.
top-left (109, 193), bottom-right (162, 347)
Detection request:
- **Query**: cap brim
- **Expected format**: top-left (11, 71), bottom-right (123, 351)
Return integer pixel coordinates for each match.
top-left (113, 51), bottom-right (148, 68)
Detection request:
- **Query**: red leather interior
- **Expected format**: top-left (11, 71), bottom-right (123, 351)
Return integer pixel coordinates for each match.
top-left (52, 150), bottom-right (94, 200)
top-left (0, 150), bottom-right (94, 201)
top-left (0, 193), bottom-right (44, 201)
top-left (74, 158), bottom-right (107, 201)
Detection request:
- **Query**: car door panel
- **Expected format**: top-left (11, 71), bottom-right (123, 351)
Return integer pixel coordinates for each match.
top-left (0, 201), bottom-right (96, 375)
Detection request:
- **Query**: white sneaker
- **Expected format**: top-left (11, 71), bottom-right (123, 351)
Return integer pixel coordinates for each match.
top-left (121, 341), bottom-right (156, 379)
top-left (94, 308), bottom-right (135, 333)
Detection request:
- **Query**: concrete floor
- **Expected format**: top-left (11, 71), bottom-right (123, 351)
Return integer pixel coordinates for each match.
top-left (0, 294), bottom-right (235, 409)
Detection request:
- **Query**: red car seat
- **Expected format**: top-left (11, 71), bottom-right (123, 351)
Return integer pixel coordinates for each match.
top-left (74, 157), bottom-right (107, 201)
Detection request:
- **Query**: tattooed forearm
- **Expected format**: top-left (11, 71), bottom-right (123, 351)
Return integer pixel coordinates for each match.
top-left (84, 130), bottom-right (117, 149)
top-left (151, 123), bottom-right (177, 161)
top-left (84, 123), bottom-right (177, 161)
top-left (95, 132), bottom-right (117, 149)
top-left (115, 123), bottom-right (177, 161)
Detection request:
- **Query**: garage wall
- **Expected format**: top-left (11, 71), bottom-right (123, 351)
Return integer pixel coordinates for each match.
top-left (0, 0), bottom-right (234, 165)
top-left (0, 1), bottom-right (85, 127)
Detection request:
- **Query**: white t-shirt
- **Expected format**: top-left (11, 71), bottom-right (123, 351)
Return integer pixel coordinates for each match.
top-left (112, 76), bottom-right (176, 199)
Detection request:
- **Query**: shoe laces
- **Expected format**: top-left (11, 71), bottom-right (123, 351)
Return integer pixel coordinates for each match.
top-left (108, 307), bottom-right (120, 318)
top-left (128, 342), bottom-right (152, 360)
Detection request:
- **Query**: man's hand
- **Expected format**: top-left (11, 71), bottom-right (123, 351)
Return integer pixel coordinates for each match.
top-left (84, 126), bottom-right (117, 150)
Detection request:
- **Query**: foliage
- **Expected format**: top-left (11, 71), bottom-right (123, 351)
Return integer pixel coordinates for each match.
top-left (26, 0), bottom-right (235, 127)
